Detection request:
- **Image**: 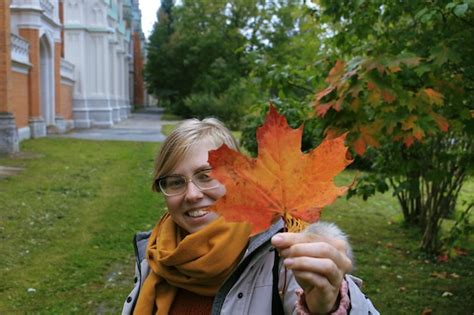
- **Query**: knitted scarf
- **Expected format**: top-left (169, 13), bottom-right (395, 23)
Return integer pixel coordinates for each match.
top-left (133, 213), bottom-right (252, 315)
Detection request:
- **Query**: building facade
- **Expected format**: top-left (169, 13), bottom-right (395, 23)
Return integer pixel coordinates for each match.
top-left (0, 0), bottom-right (147, 154)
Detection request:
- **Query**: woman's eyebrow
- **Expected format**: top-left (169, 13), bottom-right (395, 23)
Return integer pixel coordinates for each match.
top-left (194, 165), bottom-right (212, 172)
top-left (166, 165), bottom-right (212, 177)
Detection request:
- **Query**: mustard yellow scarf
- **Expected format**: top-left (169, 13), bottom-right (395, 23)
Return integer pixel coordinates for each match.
top-left (133, 213), bottom-right (251, 315)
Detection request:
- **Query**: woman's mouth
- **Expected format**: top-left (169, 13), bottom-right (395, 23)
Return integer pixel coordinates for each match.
top-left (186, 209), bottom-right (209, 218)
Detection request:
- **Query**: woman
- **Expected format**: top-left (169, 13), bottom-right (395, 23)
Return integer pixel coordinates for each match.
top-left (123, 118), bottom-right (378, 314)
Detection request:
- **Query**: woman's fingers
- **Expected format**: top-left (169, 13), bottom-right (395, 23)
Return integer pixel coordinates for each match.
top-left (283, 256), bottom-right (343, 287)
top-left (272, 232), bottom-right (349, 255)
top-left (273, 237), bottom-right (352, 273)
top-left (271, 232), bottom-right (348, 313)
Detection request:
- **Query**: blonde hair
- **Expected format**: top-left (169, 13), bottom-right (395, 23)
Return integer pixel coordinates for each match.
top-left (152, 118), bottom-right (239, 192)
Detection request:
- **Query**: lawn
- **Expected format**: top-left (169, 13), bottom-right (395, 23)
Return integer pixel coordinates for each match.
top-left (0, 138), bottom-right (472, 314)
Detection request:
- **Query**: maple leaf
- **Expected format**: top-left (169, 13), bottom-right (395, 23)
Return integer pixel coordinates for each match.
top-left (326, 60), bottom-right (346, 84)
top-left (423, 88), bottom-right (444, 106)
top-left (315, 101), bottom-right (334, 117)
top-left (429, 111), bottom-right (449, 132)
top-left (403, 135), bottom-right (415, 148)
top-left (208, 106), bottom-right (353, 235)
top-left (353, 137), bottom-right (367, 156)
top-left (382, 90), bottom-right (396, 103)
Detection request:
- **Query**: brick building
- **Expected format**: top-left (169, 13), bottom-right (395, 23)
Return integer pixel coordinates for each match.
top-left (0, 0), bottom-right (147, 154)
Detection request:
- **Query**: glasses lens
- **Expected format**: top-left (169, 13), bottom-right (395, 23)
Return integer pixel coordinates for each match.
top-left (192, 169), bottom-right (220, 190)
top-left (159, 175), bottom-right (186, 196)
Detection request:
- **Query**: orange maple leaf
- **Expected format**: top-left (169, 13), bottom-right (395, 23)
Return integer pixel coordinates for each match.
top-left (353, 137), bottom-right (367, 156)
top-left (208, 106), bottom-right (353, 235)
top-left (429, 111), bottom-right (449, 132)
top-left (326, 60), bottom-right (346, 84)
top-left (424, 88), bottom-right (444, 106)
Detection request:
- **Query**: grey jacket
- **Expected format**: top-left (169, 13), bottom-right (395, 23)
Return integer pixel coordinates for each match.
top-left (122, 220), bottom-right (379, 314)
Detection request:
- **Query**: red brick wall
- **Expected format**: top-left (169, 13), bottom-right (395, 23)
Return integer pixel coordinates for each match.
top-left (0, 0), bottom-right (12, 113)
top-left (10, 71), bottom-right (30, 127)
top-left (60, 83), bottom-right (73, 120)
top-left (19, 28), bottom-right (41, 117)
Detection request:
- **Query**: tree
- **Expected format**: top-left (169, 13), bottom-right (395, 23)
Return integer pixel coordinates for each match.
top-left (310, 0), bottom-right (474, 253)
top-left (144, 0), bottom-right (260, 125)
top-left (144, 0), bottom-right (176, 104)
top-left (241, 0), bottom-right (473, 253)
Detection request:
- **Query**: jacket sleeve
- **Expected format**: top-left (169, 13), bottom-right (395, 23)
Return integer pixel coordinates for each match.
top-left (122, 232), bottom-right (152, 315)
top-left (292, 276), bottom-right (380, 315)
top-left (346, 275), bottom-right (380, 315)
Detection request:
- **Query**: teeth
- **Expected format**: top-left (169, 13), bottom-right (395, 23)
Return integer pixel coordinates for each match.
top-left (187, 209), bottom-right (208, 217)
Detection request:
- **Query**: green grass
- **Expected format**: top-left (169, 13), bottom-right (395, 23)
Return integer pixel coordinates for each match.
top-left (0, 139), bottom-right (165, 314)
top-left (160, 113), bottom-right (182, 121)
top-left (161, 123), bottom-right (178, 136)
top-left (1, 139), bottom-right (473, 314)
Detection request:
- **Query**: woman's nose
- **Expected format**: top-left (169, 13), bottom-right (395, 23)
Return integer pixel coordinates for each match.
top-left (184, 181), bottom-right (204, 202)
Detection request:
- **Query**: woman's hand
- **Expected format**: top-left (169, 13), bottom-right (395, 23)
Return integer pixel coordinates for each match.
top-left (271, 232), bottom-right (352, 314)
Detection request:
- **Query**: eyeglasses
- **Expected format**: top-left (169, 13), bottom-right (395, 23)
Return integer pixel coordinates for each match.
top-left (156, 168), bottom-right (220, 196)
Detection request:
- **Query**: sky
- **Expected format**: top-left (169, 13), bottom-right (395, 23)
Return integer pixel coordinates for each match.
top-left (139, 1), bottom-right (161, 39)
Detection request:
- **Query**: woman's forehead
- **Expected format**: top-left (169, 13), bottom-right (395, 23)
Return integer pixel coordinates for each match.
top-left (173, 140), bottom-right (217, 173)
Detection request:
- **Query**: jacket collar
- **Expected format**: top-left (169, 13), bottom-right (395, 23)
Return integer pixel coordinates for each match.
top-left (244, 218), bottom-right (284, 258)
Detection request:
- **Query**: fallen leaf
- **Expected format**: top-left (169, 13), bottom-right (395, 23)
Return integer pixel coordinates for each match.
top-left (209, 105), bottom-right (353, 235)
top-left (421, 307), bottom-right (433, 315)
top-left (430, 271), bottom-right (448, 279)
top-left (436, 254), bottom-right (449, 263)
top-left (450, 273), bottom-right (460, 279)
top-left (454, 247), bottom-right (468, 256)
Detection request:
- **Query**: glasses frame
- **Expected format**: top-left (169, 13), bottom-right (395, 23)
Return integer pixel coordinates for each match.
top-left (156, 170), bottom-right (221, 197)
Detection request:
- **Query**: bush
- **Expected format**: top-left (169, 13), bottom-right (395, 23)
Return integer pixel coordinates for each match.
top-left (240, 99), bottom-right (325, 157)
top-left (184, 80), bottom-right (253, 130)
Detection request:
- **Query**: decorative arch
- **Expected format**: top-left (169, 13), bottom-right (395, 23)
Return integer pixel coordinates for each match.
top-left (39, 32), bottom-right (55, 126)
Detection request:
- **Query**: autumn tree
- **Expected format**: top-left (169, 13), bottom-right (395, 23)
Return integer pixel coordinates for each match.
top-left (311, 0), bottom-right (474, 253)
top-left (241, 1), bottom-right (473, 253)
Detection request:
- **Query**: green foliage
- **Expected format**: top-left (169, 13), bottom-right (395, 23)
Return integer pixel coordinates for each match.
top-left (183, 79), bottom-right (254, 129)
top-left (310, 0), bottom-right (474, 253)
top-left (238, 0), bottom-right (473, 253)
top-left (240, 99), bottom-right (325, 157)
top-left (145, 0), bottom-right (256, 124)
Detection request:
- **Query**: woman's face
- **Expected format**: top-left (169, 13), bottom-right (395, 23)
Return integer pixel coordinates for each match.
top-left (164, 141), bottom-right (225, 234)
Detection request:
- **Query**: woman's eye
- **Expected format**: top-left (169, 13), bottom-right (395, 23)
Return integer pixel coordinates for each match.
top-left (167, 177), bottom-right (185, 187)
top-left (195, 171), bottom-right (212, 182)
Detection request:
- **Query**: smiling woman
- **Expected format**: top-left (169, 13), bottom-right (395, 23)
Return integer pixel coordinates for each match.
top-left (122, 118), bottom-right (379, 314)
